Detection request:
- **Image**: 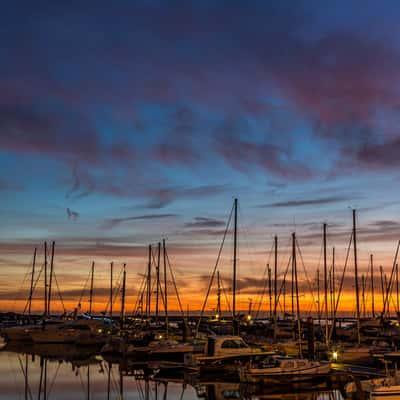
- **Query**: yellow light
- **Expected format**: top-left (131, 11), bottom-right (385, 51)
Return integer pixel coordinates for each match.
top-left (332, 351), bottom-right (338, 361)
top-left (215, 313), bottom-right (219, 319)
top-left (247, 315), bottom-right (252, 321)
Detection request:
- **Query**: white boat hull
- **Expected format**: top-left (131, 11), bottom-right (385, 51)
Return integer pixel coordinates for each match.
top-left (240, 360), bottom-right (331, 383)
top-left (371, 385), bottom-right (400, 399)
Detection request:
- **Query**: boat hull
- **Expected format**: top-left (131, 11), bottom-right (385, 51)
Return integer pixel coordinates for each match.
top-left (240, 362), bottom-right (331, 383)
top-left (371, 385), bottom-right (400, 399)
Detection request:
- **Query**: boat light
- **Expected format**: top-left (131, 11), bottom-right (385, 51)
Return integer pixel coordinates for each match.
top-left (332, 351), bottom-right (338, 361)
top-left (247, 314), bottom-right (252, 321)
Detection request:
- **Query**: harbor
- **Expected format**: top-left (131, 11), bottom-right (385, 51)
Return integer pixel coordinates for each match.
top-left (2, 2), bottom-right (400, 398)
top-left (2, 201), bottom-right (400, 399)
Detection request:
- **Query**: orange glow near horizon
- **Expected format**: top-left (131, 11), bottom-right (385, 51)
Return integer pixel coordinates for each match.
top-left (2, 290), bottom-right (395, 317)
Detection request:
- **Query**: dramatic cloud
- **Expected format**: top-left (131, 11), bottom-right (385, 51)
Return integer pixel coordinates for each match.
top-left (184, 217), bottom-right (225, 229)
top-left (214, 117), bottom-right (314, 180)
top-left (101, 213), bottom-right (178, 230)
top-left (2, 1), bottom-right (400, 312)
top-left (0, 104), bottom-right (102, 163)
top-left (263, 196), bottom-right (351, 208)
top-left (145, 185), bottom-right (228, 209)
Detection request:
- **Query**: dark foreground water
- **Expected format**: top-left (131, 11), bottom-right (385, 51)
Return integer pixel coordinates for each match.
top-left (0, 349), bottom-right (345, 400)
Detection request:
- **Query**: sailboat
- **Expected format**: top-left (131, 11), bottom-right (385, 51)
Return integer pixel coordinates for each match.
top-left (239, 354), bottom-right (330, 383)
top-left (30, 318), bottom-right (111, 344)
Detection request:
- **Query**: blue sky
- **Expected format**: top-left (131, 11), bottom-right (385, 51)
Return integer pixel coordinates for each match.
top-left (1, 1), bottom-right (400, 312)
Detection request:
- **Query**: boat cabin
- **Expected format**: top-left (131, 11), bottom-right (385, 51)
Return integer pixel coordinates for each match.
top-left (205, 335), bottom-right (251, 357)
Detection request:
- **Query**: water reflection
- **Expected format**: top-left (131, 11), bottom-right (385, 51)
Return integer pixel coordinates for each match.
top-left (0, 346), bottom-right (344, 400)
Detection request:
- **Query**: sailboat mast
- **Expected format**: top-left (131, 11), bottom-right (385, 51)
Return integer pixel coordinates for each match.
top-left (24, 354), bottom-right (29, 400)
top-left (43, 358), bottom-right (47, 400)
top-left (317, 269), bottom-right (321, 321)
top-left (163, 239), bottom-right (169, 338)
top-left (147, 244), bottom-right (152, 319)
top-left (156, 242), bottom-right (161, 322)
top-left (380, 265), bottom-right (385, 316)
top-left (323, 223), bottom-right (329, 348)
top-left (385, 273), bottom-right (389, 316)
top-left (110, 261), bottom-right (113, 319)
top-left (332, 247), bottom-right (335, 321)
top-left (232, 198), bottom-right (238, 324)
top-left (396, 263), bottom-right (399, 313)
top-left (283, 272), bottom-right (286, 317)
top-left (28, 248), bottom-right (37, 317)
top-left (371, 254), bottom-right (375, 318)
top-left (87, 365), bottom-right (90, 400)
top-left (119, 367), bottom-right (124, 400)
top-left (107, 363), bottom-right (111, 400)
top-left (292, 232), bottom-right (302, 356)
top-left (353, 209), bottom-right (361, 345)
top-left (268, 265), bottom-right (272, 319)
top-left (273, 235), bottom-right (278, 342)
top-left (120, 263), bottom-right (126, 331)
top-left (89, 261), bottom-right (95, 315)
top-left (47, 241), bottom-right (55, 317)
top-left (44, 241), bottom-right (48, 318)
top-left (362, 275), bottom-right (366, 317)
top-left (217, 270), bottom-right (221, 317)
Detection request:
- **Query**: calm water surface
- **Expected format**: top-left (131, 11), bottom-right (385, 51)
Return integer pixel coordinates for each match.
top-left (0, 349), bottom-right (345, 400)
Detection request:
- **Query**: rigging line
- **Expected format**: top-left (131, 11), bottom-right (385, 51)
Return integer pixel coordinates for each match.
top-left (150, 246), bottom-right (159, 295)
top-left (104, 266), bottom-right (123, 314)
top-left (8, 352), bottom-right (22, 399)
top-left (77, 270), bottom-right (91, 308)
top-left (254, 240), bottom-right (275, 319)
top-left (17, 355), bottom-right (34, 400)
top-left (53, 271), bottom-right (66, 313)
top-left (77, 368), bottom-right (87, 397)
top-left (131, 273), bottom-right (147, 315)
top-left (47, 361), bottom-right (61, 398)
top-left (111, 279), bottom-right (122, 311)
top-left (275, 254), bottom-right (292, 310)
top-left (22, 262), bottom-right (44, 314)
top-left (14, 261), bottom-right (34, 313)
top-left (382, 240), bottom-right (400, 316)
top-left (112, 266), bottom-right (124, 303)
top-left (362, 256), bottom-right (372, 313)
top-left (104, 362), bottom-right (119, 397)
top-left (110, 367), bottom-right (120, 397)
top-left (328, 230), bottom-right (353, 343)
top-left (220, 274), bottom-right (232, 313)
top-left (165, 249), bottom-right (185, 318)
top-left (195, 202), bottom-right (234, 336)
top-left (269, 235), bottom-right (293, 315)
top-left (296, 238), bottom-right (317, 310)
top-left (179, 384), bottom-right (186, 400)
top-left (135, 378), bottom-right (146, 400)
top-left (237, 203), bottom-right (258, 289)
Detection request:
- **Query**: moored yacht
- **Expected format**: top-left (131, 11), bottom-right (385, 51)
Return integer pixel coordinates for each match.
top-left (239, 355), bottom-right (331, 383)
top-left (186, 335), bottom-right (275, 376)
top-left (30, 319), bottom-right (111, 344)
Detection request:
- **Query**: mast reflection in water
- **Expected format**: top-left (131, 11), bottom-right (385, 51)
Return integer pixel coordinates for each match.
top-left (0, 349), bottom-right (344, 400)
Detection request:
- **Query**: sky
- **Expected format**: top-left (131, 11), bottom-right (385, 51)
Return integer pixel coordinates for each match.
top-left (1, 0), bottom-right (400, 315)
